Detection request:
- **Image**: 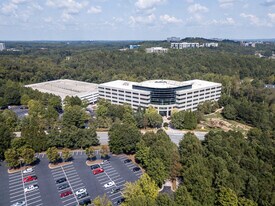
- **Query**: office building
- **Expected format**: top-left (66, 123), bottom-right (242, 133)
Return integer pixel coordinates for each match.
top-left (145, 47), bottom-right (168, 53)
top-left (171, 42), bottom-right (218, 49)
top-left (129, 45), bottom-right (140, 49)
top-left (0, 43), bottom-right (6, 51)
top-left (25, 79), bottom-right (98, 104)
top-left (98, 79), bottom-right (222, 116)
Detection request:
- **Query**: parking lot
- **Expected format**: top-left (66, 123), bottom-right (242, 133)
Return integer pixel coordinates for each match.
top-left (8, 167), bottom-right (43, 206)
top-left (0, 151), bottom-right (142, 206)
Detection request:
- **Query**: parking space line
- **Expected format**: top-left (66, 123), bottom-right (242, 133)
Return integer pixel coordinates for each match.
top-left (61, 166), bottom-right (79, 205)
top-left (116, 180), bottom-right (126, 185)
top-left (26, 195), bottom-right (42, 202)
top-left (10, 193), bottom-right (24, 200)
top-left (10, 197), bottom-right (25, 203)
top-left (9, 187), bottom-right (23, 192)
top-left (27, 199), bottom-right (42, 206)
top-left (20, 169), bottom-right (28, 206)
top-left (62, 196), bottom-right (76, 202)
top-left (70, 182), bottom-right (84, 188)
top-left (9, 189), bottom-right (23, 196)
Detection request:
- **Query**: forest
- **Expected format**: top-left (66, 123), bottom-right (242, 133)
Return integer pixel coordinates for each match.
top-left (0, 40), bottom-right (274, 206)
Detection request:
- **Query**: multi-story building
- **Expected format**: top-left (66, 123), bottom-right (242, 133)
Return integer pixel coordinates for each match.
top-left (129, 45), bottom-right (140, 49)
top-left (0, 43), bottom-right (6, 51)
top-left (171, 42), bottom-right (218, 49)
top-left (145, 47), bottom-right (168, 53)
top-left (98, 79), bottom-right (222, 116)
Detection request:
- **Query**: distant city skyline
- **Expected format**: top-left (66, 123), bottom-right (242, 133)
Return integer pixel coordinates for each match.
top-left (0, 0), bottom-right (274, 40)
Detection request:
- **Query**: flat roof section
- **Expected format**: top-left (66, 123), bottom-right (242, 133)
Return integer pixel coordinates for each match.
top-left (25, 79), bottom-right (98, 100)
top-left (138, 80), bottom-right (191, 89)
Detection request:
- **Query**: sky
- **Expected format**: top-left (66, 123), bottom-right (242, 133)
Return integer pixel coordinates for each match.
top-left (0, 0), bottom-right (275, 40)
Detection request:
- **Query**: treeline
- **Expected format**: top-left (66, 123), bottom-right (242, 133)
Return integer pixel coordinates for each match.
top-left (115, 129), bottom-right (274, 206)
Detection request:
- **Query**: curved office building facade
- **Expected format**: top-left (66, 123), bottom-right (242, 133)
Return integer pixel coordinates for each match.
top-left (98, 79), bottom-right (222, 116)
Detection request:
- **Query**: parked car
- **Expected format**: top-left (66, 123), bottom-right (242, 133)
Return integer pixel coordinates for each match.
top-left (22, 168), bottom-right (33, 174)
top-left (55, 178), bottom-right (67, 184)
top-left (90, 164), bottom-right (100, 170)
top-left (79, 198), bottom-right (91, 206)
top-left (104, 181), bottom-right (115, 188)
top-left (23, 175), bottom-right (37, 183)
top-left (93, 168), bottom-right (104, 175)
top-left (57, 183), bottom-right (69, 190)
top-left (100, 160), bottom-right (110, 164)
top-left (24, 184), bottom-right (39, 193)
top-left (111, 188), bottom-right (120, 194)
top-left (11, 201), bottom-right (26, 206)
top-left (75, 188), bottom-right (87, 196)
top-left (116, 198), bottom-right (125, 205)
top-left (77, 192), bottom-right (88, 199)
top-left (60, 190), bottom-right (72, 198)
top-left (124, 159), bottom-right (131, 163)
top-left (132, 167), bottom-right (141, 172)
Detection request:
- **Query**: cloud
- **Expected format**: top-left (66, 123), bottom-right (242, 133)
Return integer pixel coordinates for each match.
top-left (129, 13), bottom-right (156, 26)
top-left (240, 13), bottom-right (272, 27)
top-left (160, 14), bottom-right (182, 24)
top-left (46, 0), bottom-right (87, 14)
top-left (135, 0), bottom-right (166, 10)
top-left (268, 13), bottom-right (275, 23)
top-left (209, 17), bottom-right (236, 25)
top-left (218, 0), bottom-right (237, 8)
top-left (88, 6), bottom-right (102, 14)
top-left (262, 0), bottom-right (275, 7)
top-left (188, 3), bottom-right (208, 13)
top-left (46, 0), bottom-right (88, 22)
top-left (0, 2), bottom-right (18, 15)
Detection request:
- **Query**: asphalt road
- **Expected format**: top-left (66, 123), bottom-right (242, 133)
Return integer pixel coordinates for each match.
top-left (97, 130), bottom-right (207, 145)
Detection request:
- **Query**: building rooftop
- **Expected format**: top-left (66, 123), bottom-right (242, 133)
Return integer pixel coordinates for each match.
top-left (25, 79), bottom-right (98, 100)
top-left (100, 79), bottom-right (221, 90)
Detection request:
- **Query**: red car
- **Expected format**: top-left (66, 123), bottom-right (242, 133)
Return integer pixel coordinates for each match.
top-left (60, 190), bottom-right (72, 198)
top-left (93, 168), bottom-right (104, 175)
top-left (23, 176), bottom-right (37, 183)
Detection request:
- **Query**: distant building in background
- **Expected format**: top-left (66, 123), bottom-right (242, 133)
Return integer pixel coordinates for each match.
top-left (204, 42), bottom-right (219, 47)
top-left (240, 41), bottom-right (256, 47)
top-left (129, 45), bottom-right (140, 49)
top-left (145, 47), bottom-right (168, 53)
top-left (167, 37), bottom-right (180, 42)
top-left (0, 43), bottom-right (6, 51)
top-left (171, 42), bottom-right (218, 49)
top-left (264, 84), bottom-right (275, 89)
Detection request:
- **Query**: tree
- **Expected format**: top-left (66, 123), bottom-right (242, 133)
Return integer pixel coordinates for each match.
top-left (93, 194), bottom-right (112, 206)
top-left (46, 147), bottom-right (60, 164)
top-left (222, 104), bottom-right (237, 120)
top-left (174, 185), bottom-right (194, 206)
top-left (48, 96), bottom-right (62, 112)
top-left (1, 109), bottom-right (18, 129)
top-left (28, 99), bottom-right (45, 118)
top-left (238, 197), bottom-right (257, 206)
top-left (171, 111), bottom-right (197, 130)
top-left (146, 158), bottom-right (168, 187)
top-left (123, 173), bottom-right (159, 205)
top-left (19, 147), bottom-right (35, 165)
top-left (85, 146), bottom-right (94, 160)
top-left (100, 145), bottom-right (109, 159)
top-left (145, 106), bottom-right (163, 128)
top-left (62, 148), bottom-right (72, 162)
top-left (62, 105), bottom-right (89, 128)
top-left (135, 140), bottom-right (150, 167)
top-left (5, 149), bottom-right (20, 168)
top-left (178, 132), bottom-right (203, 163)
top-left (156, 194), bottom-right (175, 206)
top-left (64, 96), bottom-right (83, 108)
top-left (216, 187), bottom-right (238, 206)
top-left (109, 123), bottom-right (141, 154)
top-left (0, 123), bottom-right (14, 159)
top-left (20, 94), bottom-right (30, 105)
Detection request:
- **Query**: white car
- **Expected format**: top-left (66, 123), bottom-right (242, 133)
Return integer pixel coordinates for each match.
top-left (75, 188), bottom-right (87, 196)
top-left (24, 184), bottom-right (39, 193)
top-left (22, 168), bottom-right (33, 174)
top-left (104, 181), bottom-right (115, 188)
top-left (11, 201), bottom-right (26, 206)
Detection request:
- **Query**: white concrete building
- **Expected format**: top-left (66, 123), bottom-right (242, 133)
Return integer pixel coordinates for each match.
top-left (145, 47), bottom-right (168, 53)
top-left (171, 42), bottom-right (218, 49)
top-left (167, 37), bottom-right (180, 42)
top-left (25, 79), bottom-right (98, 104)
top-left (205, 42), bottom-right (219, 47)
top-left (98, 79), bottom-right (222, 116)
top-left (0, 43), bottom-right (6, 51)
